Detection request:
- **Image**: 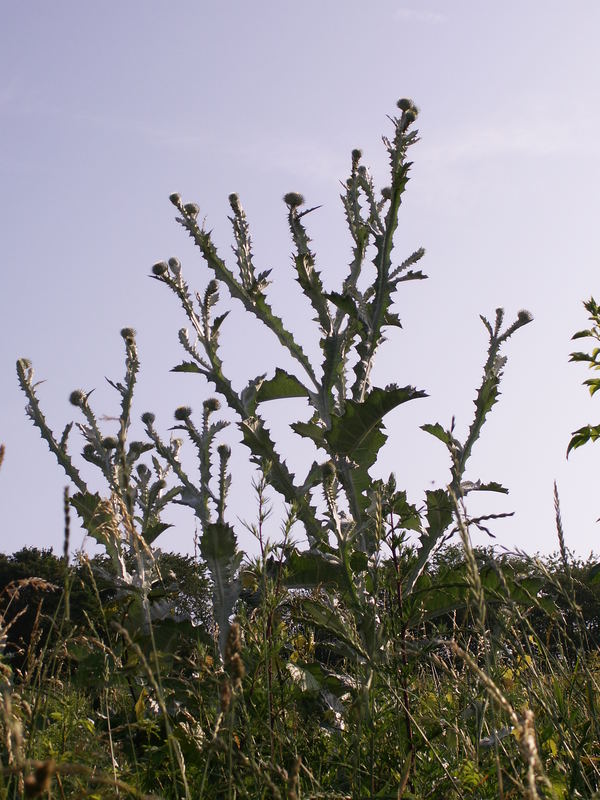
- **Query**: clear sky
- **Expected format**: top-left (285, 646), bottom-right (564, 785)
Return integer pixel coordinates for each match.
top-left (2, 1), bottom-right (600, 559)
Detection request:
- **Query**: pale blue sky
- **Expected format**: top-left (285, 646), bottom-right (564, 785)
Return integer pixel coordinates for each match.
top-left (2, 2), bottom-right (600, 558)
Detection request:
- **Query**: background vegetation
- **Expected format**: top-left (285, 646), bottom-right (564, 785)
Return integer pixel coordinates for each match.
top-left (2, 101), bottom-right (600, 799)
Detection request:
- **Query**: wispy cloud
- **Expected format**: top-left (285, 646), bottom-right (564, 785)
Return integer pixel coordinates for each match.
top-left (394, 7), bottom-right (445, 24)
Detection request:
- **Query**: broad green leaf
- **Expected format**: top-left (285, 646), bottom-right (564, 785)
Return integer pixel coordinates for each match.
top-left (567, 425), bottom-right (600, 457)
top-left (299, 460), bottom-right (325, 494)
top-left (421, 422), bottom-right (454, 447)
top-left (200, 522), bottom-right (242, 660)
top-left (255, 368), bottom-right (309, 403)
top-left (286, 662), bottom-right (322, 693)
top-left (324, 291), bottom-right (360, 319)
top-left (325, 385), bottom-right (426, 514)
top-left (584, 378), bottom-right (600, 396)
top-left (71, 491), bottom-right (119, 563)
top-left (143, 521), bottom-right (172, 544)
top-left (240, 373), bottom-right (266, 416)
top-left (425, 488), bottom-right (453, 539)
top-left (284, 550), bottom-right (343, 588)
top-left (403, 489), bottom-right (454, 596)
top-left (171, 361), bottom-right (203, 374)
top-left (290, 420), bottom-right (327, 448)
top-left (460, 480), bottom-right (508, 495)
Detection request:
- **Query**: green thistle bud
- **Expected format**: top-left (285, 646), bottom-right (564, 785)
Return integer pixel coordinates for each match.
top-left (168, 257), bottom-right (180, 270)
top-left (136, 463), bottom-right (150, 478)
top-left (403, 109), bottom-right (417, 125)
top-left (120, 327), bottom-right (135, 341)
top-left (102, 436), bottom-right (118, 450)
top-left (69, 390), bottom-right (85, 407)
top-left (174, 406), bottom-right (192, 421)
top-left (396, 98), bottom-right (414, 112)
top-left (203, 397), bottom-right (221, 413)
top-left (83, 444), bottom-right (95, 458)
top-left (351, 148), bottom-right (362, 168)
top-left (141, 411), bottom-right (155, 425)
top-left (152, 261), bottom-right (168, 276)
top-left (169, 192), bottom-right (182, 208)
top-left (518, 309), bottom-right (533, 324)
top-left (183, 202), bottom-right (200, 219)
top-left (228, 193), bottom-right (241, 211)
top-left (283, 192), bottom-right (304, 208)
top-left (322, 460), bottom-right (336, 481)
top-left (381, 186), bottom-right (392, 200)
top-left (218, 443), bottom-right (231, 459)
top-left (129, 440), bottom-right (144, 453)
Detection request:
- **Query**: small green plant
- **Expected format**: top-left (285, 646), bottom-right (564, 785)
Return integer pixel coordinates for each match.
top-left (568, 296), bottom-right (600, 455)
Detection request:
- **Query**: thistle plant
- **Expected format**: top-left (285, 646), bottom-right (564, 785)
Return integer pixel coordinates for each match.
top-left (15, 99), bottom-right (540, 797)
top-left (147, 99), bottom-right (533, 790)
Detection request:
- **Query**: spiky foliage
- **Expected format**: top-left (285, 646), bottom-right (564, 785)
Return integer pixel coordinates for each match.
top-left (12, 101), bottom-right (556, 799)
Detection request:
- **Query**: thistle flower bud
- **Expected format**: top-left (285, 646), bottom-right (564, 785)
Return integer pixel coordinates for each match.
top-left (141, 411), bottom-right (155, 425)
top-left (203, 397), bottom-right (221, 413)
top-left (169, 192), bottom-right (182, 208)
top-left (152, 261), bottom-right (168, 276)
top-left (83, 444), bottom-right (96, 458)
top-left (120, 327), bottom-right (135, 341)
top-left (351, 148), bottom-right (362, 168)
top-left (396, 98), bottom-right (414, 112)
top-left (102, 436), bottom-right (118, 450)
top-left (168, 257), bottom-right (181, 270)
top-left (283, 192), bottom-right (304, 208)
top-left (517, 309), bottom-right (533, 324)
top-left (228, 193), bottom-right (241, 212)
top-left (217, 443), bottom-right (231, 459)
top-left (183, 202), bottom-right (200, 219)
top-left (321, 460), bottom-right (336, 481)
top-left (381, 186), bottom-right (392, 200)
top-left (129, 440), bottom-right (144, 453)
top-left (136, 463), bottom-right (150, 478)
top-left (69, 390), bottom-right (85, 407)
top-left (174, 406), bottom-right (192, 421)
top-left (403, 109), bottom-right (417, 125)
